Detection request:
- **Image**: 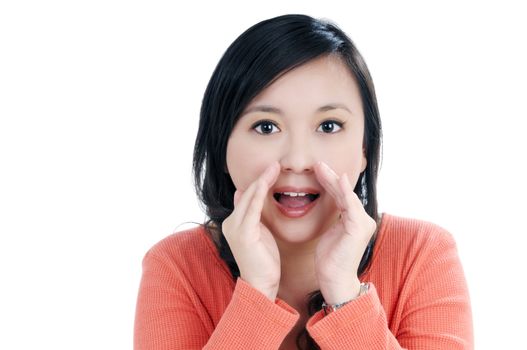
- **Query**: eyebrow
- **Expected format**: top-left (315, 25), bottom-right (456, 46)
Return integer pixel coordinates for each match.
top-left (240, 103), bottom-right (353, 117)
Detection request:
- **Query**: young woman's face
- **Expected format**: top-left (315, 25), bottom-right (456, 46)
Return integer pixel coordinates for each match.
top-left (226, 55), bottom-right (367, 244)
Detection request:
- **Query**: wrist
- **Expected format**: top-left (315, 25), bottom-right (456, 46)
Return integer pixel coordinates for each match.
top-left (321, 279), bottom-right (362, 305)
top-left (240, 276), bottom-right (279, 301)
top-left (322, 282), bottom-right (370, 315)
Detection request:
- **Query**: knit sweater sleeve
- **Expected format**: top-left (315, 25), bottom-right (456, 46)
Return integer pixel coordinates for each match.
top-left (205, 278), bottom-right (300, 349)
top-left (133, 249), bottom-right (299, 350)
top-left (306, 227), bottom-right (473, 349)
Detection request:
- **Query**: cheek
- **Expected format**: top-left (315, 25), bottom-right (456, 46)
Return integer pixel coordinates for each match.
top-left (226, 136), bottom-right (278, 191)
top-left (317, 139), bottom-right (364, 184)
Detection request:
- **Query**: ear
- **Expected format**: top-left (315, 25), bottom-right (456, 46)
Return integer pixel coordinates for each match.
top-left (360, 148), bottom-right (367, 172)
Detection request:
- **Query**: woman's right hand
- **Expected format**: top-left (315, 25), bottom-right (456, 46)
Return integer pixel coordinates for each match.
top-left (222, 162), bottom-right (281, 301)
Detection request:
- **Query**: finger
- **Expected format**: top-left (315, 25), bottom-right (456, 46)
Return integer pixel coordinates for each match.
top-left (338, 173), bottom-right (363, 216)
top-left (261, 161), bottom-right (280, 187)
top-left (339, 173), bottom-right (376, 239)
top-left (243, 162), bottom-right (280, 224)
top-left (232, 162), bottom-right (279, 225)
top-left (314, 161), bottom-right (346, 209)
top-left (244, 168), bottom-right (279, 226)
top-left (233, 189), bottom-right (242, 207)
top-left (231, 181), bottom-right (260, 225)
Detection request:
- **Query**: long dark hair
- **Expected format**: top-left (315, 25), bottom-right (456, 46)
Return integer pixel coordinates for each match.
top-left (192, 14), bottom-right (382, 349)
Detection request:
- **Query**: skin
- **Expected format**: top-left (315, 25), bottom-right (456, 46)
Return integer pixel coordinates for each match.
top-left (222, 55), bottom-right (377, 320)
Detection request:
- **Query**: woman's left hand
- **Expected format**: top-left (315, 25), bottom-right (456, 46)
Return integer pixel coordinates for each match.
top-left (313, 161), bottom-right (377, 305)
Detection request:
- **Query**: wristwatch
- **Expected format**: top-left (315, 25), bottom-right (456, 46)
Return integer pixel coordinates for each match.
top-left (322, 282), bottom-right (370, 315)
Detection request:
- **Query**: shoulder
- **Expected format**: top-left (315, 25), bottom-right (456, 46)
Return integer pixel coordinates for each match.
top-left (374, 213), bottom-right (458, 266)
top-left (142, 225), bottom-right (227, 276)
top-left (379, 213), bottom-right (455, 247)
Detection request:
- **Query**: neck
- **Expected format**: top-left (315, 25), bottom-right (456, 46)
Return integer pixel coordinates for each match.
top-left (275, 237), bottom-right (320, 308)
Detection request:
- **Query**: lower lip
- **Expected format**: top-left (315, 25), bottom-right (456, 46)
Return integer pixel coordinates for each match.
top-left (273, 196), bottom-right (319, 218)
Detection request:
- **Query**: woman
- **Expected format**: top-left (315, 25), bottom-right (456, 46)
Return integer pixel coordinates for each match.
top-left (134, 14), bottom-right (473, 349)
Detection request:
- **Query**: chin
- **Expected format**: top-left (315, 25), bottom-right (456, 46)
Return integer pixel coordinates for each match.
top-left (272, 224), bottom-right (321, 244)
top-left (263, 212), bottom-right (337, 245)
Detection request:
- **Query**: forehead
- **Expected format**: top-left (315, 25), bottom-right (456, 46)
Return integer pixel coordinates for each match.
top-left (243, 55), bottom-right (363, 116)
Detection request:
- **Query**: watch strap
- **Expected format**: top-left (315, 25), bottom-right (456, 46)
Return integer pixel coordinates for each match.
top-left (322, 282), bottom-right (369, 315)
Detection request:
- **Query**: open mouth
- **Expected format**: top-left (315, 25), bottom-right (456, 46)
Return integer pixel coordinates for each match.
top-left (270, 185), bottom-right (322, 218)
top-left (273, 192), bottom-right (320, 207)
top-left (271, 190), bottom-right (321, 218)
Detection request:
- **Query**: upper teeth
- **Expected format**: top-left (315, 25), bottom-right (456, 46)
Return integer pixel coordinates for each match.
top-left (282, 192), bottom-right (308, 197)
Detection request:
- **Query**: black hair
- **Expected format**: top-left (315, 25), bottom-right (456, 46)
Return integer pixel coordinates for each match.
top-left (192, 14), bottom-right (382, 349)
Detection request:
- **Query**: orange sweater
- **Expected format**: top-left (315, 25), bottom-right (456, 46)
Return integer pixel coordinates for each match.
top-left (134, 213), bottom-right (473, 349)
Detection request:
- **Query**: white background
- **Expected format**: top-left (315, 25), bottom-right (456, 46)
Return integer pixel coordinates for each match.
top-left (1, 1), bottom-right (526, 349)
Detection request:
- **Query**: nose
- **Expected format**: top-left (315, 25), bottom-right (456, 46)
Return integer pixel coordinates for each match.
top-left (279, 135), bottom-right (315, 174)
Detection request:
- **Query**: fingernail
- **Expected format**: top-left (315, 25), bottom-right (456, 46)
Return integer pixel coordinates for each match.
top-left (315, 162), bottom-right (326, 177)
top-left (265, 162), bottom-right (276, 174)
top-left (319, 161), bottom-right (332, 174)
top-left (263, 162), bottom-right (278, 182)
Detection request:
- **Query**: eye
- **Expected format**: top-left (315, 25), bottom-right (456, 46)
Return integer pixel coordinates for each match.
top-left (317, 120), bottom-right (343, 133)
top-left (252, 120), bottom-right (280, 135)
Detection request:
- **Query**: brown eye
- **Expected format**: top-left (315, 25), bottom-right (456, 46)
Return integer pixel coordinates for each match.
top-left (317, 120), bottom-right (343, 133)
top-left (253, 120), bottom-right (279, 134)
